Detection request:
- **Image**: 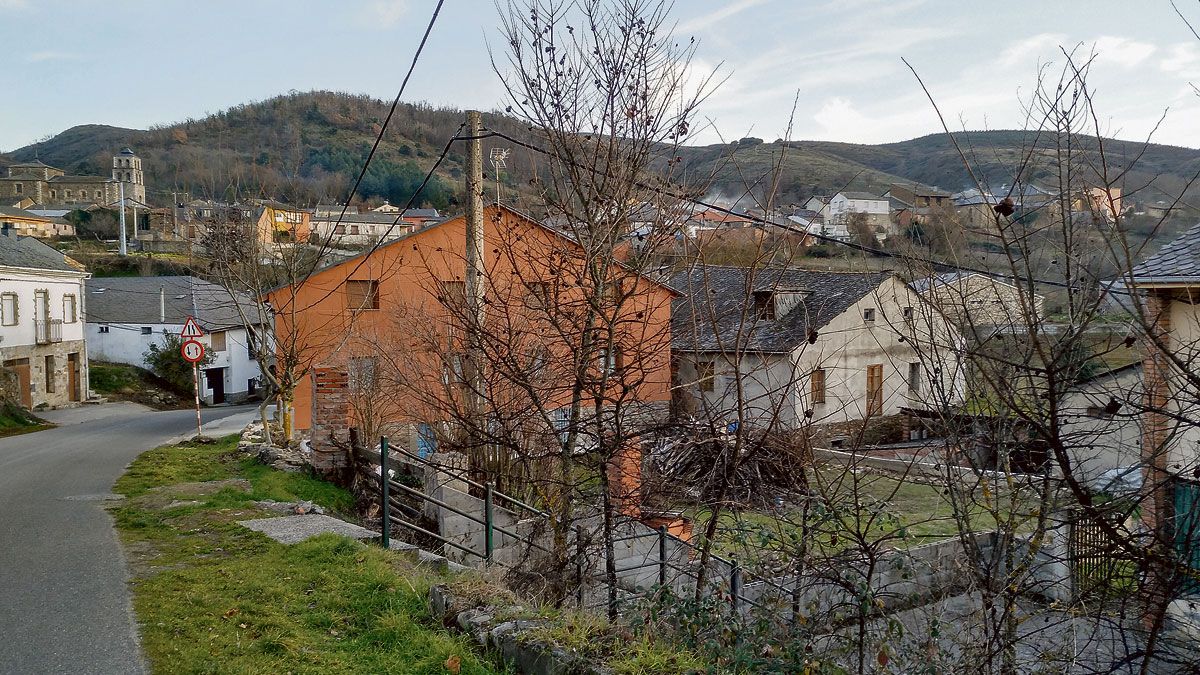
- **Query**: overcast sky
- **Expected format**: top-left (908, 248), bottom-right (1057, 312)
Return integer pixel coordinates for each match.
top-left (3, 0), bottom-right (1200, 151)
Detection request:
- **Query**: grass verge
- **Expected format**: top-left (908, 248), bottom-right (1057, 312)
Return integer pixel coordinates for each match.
top-left (112, 434), bottom-right (503, 674)
top-left (0, 402), bottom-right (52, 437)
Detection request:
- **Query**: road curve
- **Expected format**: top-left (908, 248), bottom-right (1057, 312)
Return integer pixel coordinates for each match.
top-left (0, 403), bottom-right (256, 675)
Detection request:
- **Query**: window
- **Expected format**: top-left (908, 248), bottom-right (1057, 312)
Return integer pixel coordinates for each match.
top-left (50, 190), bottom-right (57, 200)
top-left (1, 293), bottom-right (17, 326)
top-left (65, 190), bottom-right (73, 200)
top-left (438, 280), bottom-right (466, 310)
top-left (811, 368), bottom-right (826, 404)
top-left (14, 183), bottom-right (21, 195)
top-left (908, 362), bottom-right (921, 394)
top-left (210, 331), bottom-right (226, 352)
top-left (63, 294), bottom-right (77, 323)
top-left (349, 356), bottom-right (378, 392)
top-left (98, 325), bottom-right (110, 334)
top-left (95, 190), bottom-right (102, 200)
top-left (598, 347), bottom-right (622, 377)
top-left (752, 291), bottom-right (775, 320)
top-left (527, 282), bottom-right (552, 309)
top-left (346, 280), bottom-right (380, 311)
top-left (902, 306), bottom-right (914, 324)
top-left (141, 326), bottom-right (152, 335)
top-left (863, 307), bottom-right (876, 323)
top-left (44, 355), bottom-right (55, 393)
top-left (696, 360), bottom-right (715, 392)
top-left (866, 364), bottom-right (883, 416)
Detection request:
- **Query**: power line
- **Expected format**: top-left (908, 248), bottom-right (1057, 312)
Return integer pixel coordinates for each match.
top-left (326, 0), bottom-right (447, 238)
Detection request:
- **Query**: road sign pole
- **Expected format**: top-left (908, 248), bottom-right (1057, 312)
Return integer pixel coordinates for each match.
top-left (193, 362), bottom-right (202, 439)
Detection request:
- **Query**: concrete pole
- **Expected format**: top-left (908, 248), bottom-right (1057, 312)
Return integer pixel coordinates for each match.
top-left (464, 110), bottom-right (486, 455)
top-left (465, 110), bottom-right (485, 327)
top-left (118, 181), bottom-right (127, 256)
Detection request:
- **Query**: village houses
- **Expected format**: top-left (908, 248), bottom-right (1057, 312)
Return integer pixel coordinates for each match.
top-left (0, 148), bottom-right (146, 208)
top-left (912, 271), bottom-right (1047, 328)
top-left (670, 266), bottom-right (963, 432)
top-left (85, 275), bottom-right (265, 405)
top-left (0, 232), bottom-right (89, 408)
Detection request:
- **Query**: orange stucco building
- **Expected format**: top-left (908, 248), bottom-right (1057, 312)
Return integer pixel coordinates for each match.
top-left (269, 205), bottom-right (676, 443)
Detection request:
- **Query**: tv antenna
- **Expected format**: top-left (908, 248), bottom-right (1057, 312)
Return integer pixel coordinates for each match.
top-left (489, 147), bottom-right (509, 205)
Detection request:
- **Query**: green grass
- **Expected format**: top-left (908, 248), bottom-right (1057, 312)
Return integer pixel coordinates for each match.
top-left (688, 465), bottom-right (1042, 562)
top-left (112, 435), bottom-right (502, 674)
top-left (0, 402), bottom-right (51, 437)
top-left (89, 362), bottom-right (144, 394)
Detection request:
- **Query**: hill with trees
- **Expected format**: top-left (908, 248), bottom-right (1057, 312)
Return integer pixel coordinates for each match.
top-left (4, 91), bottom-right (1199, 210)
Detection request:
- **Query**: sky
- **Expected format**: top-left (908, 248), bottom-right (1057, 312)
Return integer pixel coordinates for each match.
top-left (3, 0), bottom-right (1200, 151)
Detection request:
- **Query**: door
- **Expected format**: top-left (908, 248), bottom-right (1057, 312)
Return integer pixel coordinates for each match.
top-left (4, 358), bottom-right (32, 408)
top-left (866, 364), bottom-right (884, 416)
top-left (67, 353), bottom-right (80, 402)
top-left (1175, 478), bottom-right (1200, 594)
top-left (205, 368), bottom-right (225, 404)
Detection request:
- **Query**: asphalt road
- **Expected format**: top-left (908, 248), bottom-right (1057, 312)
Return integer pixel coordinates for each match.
top-left (0, 402), bottom-right (257, 675)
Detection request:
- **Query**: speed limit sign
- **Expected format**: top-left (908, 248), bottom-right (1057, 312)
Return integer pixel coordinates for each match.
top-left (181, 339), bottom-right (206, 363)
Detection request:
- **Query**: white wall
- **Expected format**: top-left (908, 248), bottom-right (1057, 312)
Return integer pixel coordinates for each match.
top-left (86, 322), bottom-right (263, 404)
top-left (1059, 366), bottom-right (1143, 482)
top-left (676, 277), bottom-right (964, 430)
top-left (0, 270), bottom-right (87, 348)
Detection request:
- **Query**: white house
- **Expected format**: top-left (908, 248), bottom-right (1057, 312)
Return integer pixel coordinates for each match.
top-left (828, 191), bottom-right (891, 233)
top-left (670, 266), bottom-right (963, 431)
top-left (0, 232), bottom-right (90, 408)
top-left (310, 208), bottom-right (442, 247)
top-left (85, 275), bottom-right (266, 404)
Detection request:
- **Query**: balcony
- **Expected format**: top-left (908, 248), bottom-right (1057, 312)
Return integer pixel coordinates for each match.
top-left (35, 319), bottom-right (62, 345)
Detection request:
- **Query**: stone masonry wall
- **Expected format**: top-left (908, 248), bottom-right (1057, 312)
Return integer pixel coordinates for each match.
top-left (310, 367), bottom-right (350, 474)
top-left (0, 339), bottom-right (87, 408)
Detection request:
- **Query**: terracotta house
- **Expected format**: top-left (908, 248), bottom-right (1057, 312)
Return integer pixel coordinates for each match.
top-left (269, 205), bottom-right (676, 467)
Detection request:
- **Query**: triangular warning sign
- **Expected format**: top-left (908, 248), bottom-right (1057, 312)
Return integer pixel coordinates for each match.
top-left (181, 316), bottom-right (204, 338)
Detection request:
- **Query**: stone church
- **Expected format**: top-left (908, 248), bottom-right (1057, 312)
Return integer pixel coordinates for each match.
top-left (0, 147), bottom-right (147, 207)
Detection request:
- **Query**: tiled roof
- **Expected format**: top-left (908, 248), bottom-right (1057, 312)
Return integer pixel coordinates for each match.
top-left (85, 275), bottom-right (262, 330)
top-left (1130, 222), bottom-right (1200, 281)
top-left (0, 233), bottom-right (82, 273)
top-left (670, 266), bottom-right (894, 353)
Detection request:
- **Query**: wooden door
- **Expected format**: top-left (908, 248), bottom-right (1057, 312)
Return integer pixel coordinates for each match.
top-left (866, 364), bottom-right (883, 416)
top-left (4, 358), bottom-right (32, 408)
top-left (67, 353), bottom-right (80, 402)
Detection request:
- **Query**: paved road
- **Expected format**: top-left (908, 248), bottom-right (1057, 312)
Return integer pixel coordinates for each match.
top-left (0, 402), bottom-right (257, 675)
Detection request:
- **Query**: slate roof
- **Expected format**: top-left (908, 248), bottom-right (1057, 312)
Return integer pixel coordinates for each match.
top-left (840, 191), bottom-right (885, 201)
top-left (670, 266), bottom-right (895, 353)
top-left (0, 206), bottom-right (52, 221)
top-left (311, 211), bottom-right (440, 225)
top-left (0, 233), bottom-right (83, 273)
top-left (85, 275), bottom-right (262, 330)
top-left (1130, 222), bottom-right (1200, 282)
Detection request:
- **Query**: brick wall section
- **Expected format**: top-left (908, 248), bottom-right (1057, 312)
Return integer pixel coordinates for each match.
top-left (1141, 290), bottom-right (1173, 535)
top-left (607, 439), bottom-right (643, 519)
top-left (310, 367), bottom-right (350, 474)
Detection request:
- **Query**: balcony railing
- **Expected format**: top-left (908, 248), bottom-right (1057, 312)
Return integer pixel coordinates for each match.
top-left (35, 319), bottom-right (62, 345)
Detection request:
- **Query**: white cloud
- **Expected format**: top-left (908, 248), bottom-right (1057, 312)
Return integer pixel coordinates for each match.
top-left (25, 51), bottom-right (79, 63)
top-left (1161, 42), bottom-right (1200, 78)
top-left (677, 0), bottom-right (770, 34)
top-left (361, 0), bottom-right (408, 28)
top-left (1091, 35), bottom-right (1156, 68)
top-left (997, 33), bottom-right (1066, 69)
top-left (812, 97), bottom-right (871, 139)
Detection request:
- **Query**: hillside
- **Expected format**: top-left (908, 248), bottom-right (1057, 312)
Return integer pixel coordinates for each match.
top-left (5, 91), bottom-right (1200, 210)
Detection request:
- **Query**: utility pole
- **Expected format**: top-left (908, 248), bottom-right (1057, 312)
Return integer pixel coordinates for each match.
top-left (464, 110), bottom-right (486, 457)
top-left (118, 182), bottom-right (127, 256)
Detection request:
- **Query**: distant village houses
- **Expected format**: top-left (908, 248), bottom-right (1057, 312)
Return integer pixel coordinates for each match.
top-left (0, 147), bottom-right (146, 208)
